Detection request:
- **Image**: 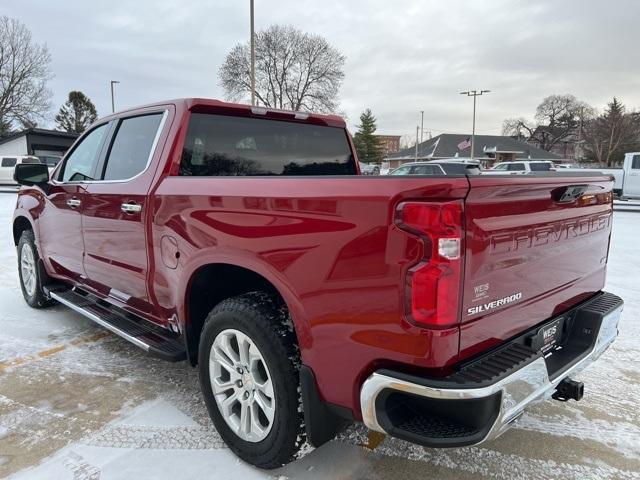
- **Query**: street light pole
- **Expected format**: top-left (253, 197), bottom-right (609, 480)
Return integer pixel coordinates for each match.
top-left (110, 80), bottom-right (120, 113)
top-left (576, 106), bottom-right (584, 161)
top-left (250, 0), bottom-right (256, 106)
top-left (460, 89), bottom-right (490, 160)
top-left (420, 110), bottom-right (424, 145)
top-left (414, 125), bottom-right (419, 162)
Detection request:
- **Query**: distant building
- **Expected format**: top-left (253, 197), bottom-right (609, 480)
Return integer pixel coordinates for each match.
top-left (0, 128), bottom-right (79, 163)
top-left (374, 134), bottom-right (401, 156)
top-left (385, 133), bottom-right (562, 169)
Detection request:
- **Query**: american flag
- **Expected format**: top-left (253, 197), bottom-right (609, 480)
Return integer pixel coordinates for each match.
top-left (457, 138), bottom-right (471, 151)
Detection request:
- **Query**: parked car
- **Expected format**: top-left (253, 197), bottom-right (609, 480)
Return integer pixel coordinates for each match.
top-left (563, 153), bottom-right (640, 199)
top-left (489, 160), bottom-right (556, 174)
top-left (0, 155), bottom-right (43, 185)
top-left (554, 163), bottom-right (582, 169)
top-left (358, 162), bottom-right (380, 175)
top-left (389, 160), bottom-right (481, 175)
top-left (12, 98), bottom-right (622, 469)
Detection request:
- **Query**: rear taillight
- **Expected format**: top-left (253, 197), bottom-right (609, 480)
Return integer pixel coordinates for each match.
top-left (395, 201), bottom-right (464, 328)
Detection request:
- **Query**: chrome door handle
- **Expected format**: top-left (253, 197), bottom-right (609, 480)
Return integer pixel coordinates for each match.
top-left (121, 202), bottom-right (142, 214)
top-left (66, 198), bottom-right (81, 208)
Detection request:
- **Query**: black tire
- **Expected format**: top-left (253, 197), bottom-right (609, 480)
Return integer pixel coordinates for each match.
top-left (198, 291), bottom-right (306, 469)
top-left (17, 230), bottom-right (54, 308)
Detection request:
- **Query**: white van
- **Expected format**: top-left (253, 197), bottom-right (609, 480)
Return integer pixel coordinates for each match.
top-left (0, 156), bottom-right (44, 185)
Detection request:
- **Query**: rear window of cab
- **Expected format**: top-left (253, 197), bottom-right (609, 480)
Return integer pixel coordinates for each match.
top-left (179, 113), bottom-right (356, 176)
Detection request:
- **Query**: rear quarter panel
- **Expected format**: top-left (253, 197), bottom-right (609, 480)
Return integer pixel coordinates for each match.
top-left (151, 176), bottom-right (469, 414)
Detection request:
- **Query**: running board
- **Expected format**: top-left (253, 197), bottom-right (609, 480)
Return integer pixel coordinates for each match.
top-left (48, 288), bottom-right (186, 362)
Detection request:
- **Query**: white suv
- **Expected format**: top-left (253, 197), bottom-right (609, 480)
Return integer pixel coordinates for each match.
top-left (0, 156), bottom-right (44, 185)
top-left (489, 161), bottom-right (556, 174)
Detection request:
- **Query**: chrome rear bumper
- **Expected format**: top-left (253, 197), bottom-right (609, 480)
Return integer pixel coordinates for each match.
top-left (360, 293), bottom-right (623, 447)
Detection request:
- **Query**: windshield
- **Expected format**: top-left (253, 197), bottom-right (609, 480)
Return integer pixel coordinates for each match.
top-left (390, 166), bottom-right (410, 175)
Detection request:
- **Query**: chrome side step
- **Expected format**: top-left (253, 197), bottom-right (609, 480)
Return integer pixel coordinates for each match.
top-left (49, 288), bottom-right (186, 362)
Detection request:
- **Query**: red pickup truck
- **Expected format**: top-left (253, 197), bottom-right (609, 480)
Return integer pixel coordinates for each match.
top-left (12, 98), bottom-right (623, 468)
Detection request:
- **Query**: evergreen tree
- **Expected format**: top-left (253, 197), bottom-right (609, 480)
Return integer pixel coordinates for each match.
top-left (353, 109), bottom-right (384, 163)
top-left (584, 97), bottom-right (639, 166)
top-left (605, 97), bottom-right (624, 120)
top-left (55, 91), bottom-right (97, 134)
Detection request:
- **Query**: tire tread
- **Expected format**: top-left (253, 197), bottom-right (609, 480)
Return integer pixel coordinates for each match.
top-left (198, 291), bottom-right (306, 468)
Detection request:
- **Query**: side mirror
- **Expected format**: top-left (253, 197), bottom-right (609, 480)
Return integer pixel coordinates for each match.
top-left (14, 163), bottom-right (50, 187)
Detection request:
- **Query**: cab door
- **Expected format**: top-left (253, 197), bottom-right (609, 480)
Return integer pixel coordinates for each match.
top-left (624, 153), bottom-right (640, 197)
top-left (81, 110), bottom-right (168, 323)
top-left (38, 123), bottom-right (111, 281)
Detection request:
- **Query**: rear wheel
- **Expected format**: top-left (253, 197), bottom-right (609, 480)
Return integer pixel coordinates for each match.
top-left (17, 230), bottom-right (54, 308)
top-left (209, 328), bottom-right (276, 442)
top-left (198, 291), bottom-right (305, 468)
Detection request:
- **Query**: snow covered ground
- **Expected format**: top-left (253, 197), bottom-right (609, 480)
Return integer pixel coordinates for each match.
top-left (0, 192), bottom-right (638, 480)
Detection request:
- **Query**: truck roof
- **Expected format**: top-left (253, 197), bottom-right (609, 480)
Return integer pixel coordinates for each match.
top-left (102, 98), bottom-right (347, 128)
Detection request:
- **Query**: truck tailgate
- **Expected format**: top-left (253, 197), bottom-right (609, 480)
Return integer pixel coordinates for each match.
top-left (460, 174), bottom-right (614, 360)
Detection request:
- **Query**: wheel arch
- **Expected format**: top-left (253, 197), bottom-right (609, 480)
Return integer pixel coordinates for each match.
top-left (13, 215), bottom-right (34, 246)
top-left (181, 261), bottom-right (309, 366)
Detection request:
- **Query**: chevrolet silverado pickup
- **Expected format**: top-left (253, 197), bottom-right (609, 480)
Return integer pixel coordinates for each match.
top-left (12, 98), bottom-right (623, 468)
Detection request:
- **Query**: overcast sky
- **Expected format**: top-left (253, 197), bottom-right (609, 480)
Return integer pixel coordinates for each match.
top-left (7, 0), bottom-right (640, 138)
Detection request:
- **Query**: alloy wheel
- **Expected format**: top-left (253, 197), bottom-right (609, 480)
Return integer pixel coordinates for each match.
top-left (20, 243), bottom-right (37, 297)
top-left (209, 328), bottom-right (276, 442)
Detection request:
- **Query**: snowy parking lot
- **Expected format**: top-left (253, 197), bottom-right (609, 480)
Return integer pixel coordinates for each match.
top-left (0, 191), bottom-right (639, 480)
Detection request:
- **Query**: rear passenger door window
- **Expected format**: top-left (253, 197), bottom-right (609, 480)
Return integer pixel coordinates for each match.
top-left (101, 114), bottom-right (163, 181)
top-left (632, 155), bottom-right (640, 169)
top-left (530, 162), bottom-right (551, 171)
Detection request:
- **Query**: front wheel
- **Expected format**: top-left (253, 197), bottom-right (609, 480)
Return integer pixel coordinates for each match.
top-left (17, 230), bottom-right (54, 308)
top-left (198, 292), bottom-right (306, 469)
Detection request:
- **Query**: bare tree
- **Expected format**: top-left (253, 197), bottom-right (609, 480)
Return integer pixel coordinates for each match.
top-left (219, 24), bottom-right (345, 113)
top-left (0, 16), bottom-right (52, 133)
top-left (532, 95), bottom-right (593, 150)
top-left (502, 117), bottom-right (533, 139)
top-left (501, 95), bottom-right (593, 151)
top-left (399, 134), bottom-right (415, 150)
top-left (583, 98), bottom-right (639, 166)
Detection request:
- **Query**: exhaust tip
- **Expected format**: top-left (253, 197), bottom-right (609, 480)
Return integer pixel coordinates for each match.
top-left (552, 378), bottom-right (584, 402)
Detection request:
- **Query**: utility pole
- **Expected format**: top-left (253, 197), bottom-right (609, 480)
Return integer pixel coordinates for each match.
top-left (250, 0), bottom-right (256, 106)
top-left (110, 80), bottom-right (120, 113)
top-left (414, 126), bottom-right (419, 162)
top-left (420, 110), bottom-right (424, 145)
top-left (576, 106), bottom-right (584, 162)
top-left (460, 90), bottom-right (490, 160)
